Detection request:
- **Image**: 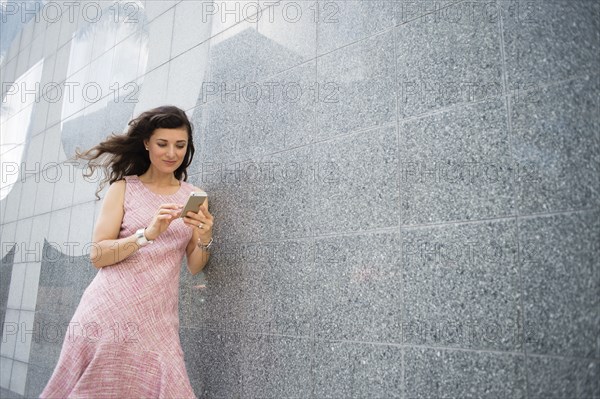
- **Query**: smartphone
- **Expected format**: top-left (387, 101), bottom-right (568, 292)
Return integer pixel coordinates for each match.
top-left (180, 191), bottom-right (207, 218)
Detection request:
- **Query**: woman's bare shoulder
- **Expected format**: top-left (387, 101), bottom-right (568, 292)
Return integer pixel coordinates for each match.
top-left (103, 178), bottom-right (126, 202)
top-left (110, 178), bottom-right (127, 190)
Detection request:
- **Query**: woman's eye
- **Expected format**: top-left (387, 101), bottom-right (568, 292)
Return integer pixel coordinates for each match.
top-left (156, 144), bottom-right (185, 148)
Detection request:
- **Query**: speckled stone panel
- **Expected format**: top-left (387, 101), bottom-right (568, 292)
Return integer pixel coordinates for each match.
top-left (519, 209), bottom-right (599, 358)
top-left (502, 0), bottom-right (600, 87)
top-left (241, 333), bottom-right (313, 398)
top-left (180, 328), bottom-right (243, 399)
top-left (195, 146), bottom-right (316, 242)
top-left (317, 31), bottom-right (396, 139)
top-left (510, 77), bottom-right (600, 213)
top-left (395, 1), bottom-right (504, 118)
top-left (181, 237), bottom-right (314, 339)
top-left (317, 0), bottom-right (397, 55)
top-left (404, 347), bottom-right (527, 399)
top-left (313, 231), bottom-right (402, 342)
top-left (313, 125), bottom-right (400, 235)
top-left (399, 98), bottom-right (516, 225)
top-left (526, 356), bottom-right (599, 399)
top-left (312, 340), bottom-right (403, 399)
top-left (401, 219), bottom-right (522, 351)
top-left (0, 246), bottom-right (16, 338)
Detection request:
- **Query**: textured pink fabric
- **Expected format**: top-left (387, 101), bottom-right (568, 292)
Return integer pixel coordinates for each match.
top-left (40, 175), bottom-right (197, 399)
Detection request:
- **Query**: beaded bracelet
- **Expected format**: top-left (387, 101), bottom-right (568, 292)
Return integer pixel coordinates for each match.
top-left (197, 237), bottom-right (213, 252)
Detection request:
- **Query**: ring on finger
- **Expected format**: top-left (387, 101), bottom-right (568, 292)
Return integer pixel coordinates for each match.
top-left (197, 223), bottom-right (203, 229)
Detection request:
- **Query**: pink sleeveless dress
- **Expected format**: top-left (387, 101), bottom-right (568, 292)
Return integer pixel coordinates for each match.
top-left (40, 175), bottom-right (197, 399)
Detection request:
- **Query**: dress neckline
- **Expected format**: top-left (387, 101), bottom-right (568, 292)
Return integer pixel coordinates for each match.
top-left (134, 175), bottom-right (184, 197)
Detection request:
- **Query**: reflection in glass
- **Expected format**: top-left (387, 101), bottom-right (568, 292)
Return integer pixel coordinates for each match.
top-left (0, 59), bottom-right (44, 200)
top-left (60, 1), bottom-right (148, 160)
top-left (0, 0), bottom-right (43, 64)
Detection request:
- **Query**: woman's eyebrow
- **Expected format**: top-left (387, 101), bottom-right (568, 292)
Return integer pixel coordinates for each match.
top-left (156, 138), bottom-right (187, 143)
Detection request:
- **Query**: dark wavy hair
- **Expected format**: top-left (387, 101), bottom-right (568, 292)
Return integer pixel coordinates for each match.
top-left (74, 105), bottom-right (195, 199)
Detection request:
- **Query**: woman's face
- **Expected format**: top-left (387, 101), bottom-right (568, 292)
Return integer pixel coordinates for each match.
top-left (144, 127), bottom-right (189, 172)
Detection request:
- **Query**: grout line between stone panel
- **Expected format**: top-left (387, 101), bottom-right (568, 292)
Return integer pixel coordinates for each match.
top-left (498, 4), bottom-right (530, 398)
top-left (400, 347), bottom-right (405, 399)
top-left (170, 205), bottom-right (600, 251)
top-left (305, 338), bottom-right (600, 362)
top-left (309, 6), bottom-right (319, 397)
top-left (391, 17), bottom-right (407, 399)
top-left (515, 206), bottom-right (600, 221)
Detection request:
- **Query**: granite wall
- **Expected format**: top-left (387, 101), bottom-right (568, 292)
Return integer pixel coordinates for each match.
top-left (1, 1), bottom-right (598, 398)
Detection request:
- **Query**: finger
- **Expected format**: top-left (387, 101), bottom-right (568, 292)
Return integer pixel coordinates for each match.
top-left (198, 203), bottom-right (211, 216)
top-left (159, 208), bottom-right (181, 216)
top-left (183, 220), bottom-right (204, 230)
top-left (185, 210), bottom-right (205, 220)
top-left (185, 219), bottom-right (204, 227)
top-left (182, 216), bottom-right (201, 224)
top-left (197, 203), bottom-right (208, 213)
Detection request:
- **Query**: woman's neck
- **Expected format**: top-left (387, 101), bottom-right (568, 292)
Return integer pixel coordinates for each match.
top-left (138, 168), bottom-right (178, 187)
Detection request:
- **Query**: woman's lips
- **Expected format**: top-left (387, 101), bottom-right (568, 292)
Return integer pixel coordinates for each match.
top-left (164, 160), bottom-right (177, 165)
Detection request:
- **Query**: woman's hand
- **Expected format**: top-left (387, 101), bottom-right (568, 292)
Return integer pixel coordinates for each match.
top-left (145, 203), bottom-right (183, 241)
top-left (182, 201), bottom-right (213, 245)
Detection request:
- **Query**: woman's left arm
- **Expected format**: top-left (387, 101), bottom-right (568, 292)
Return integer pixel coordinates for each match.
top-left (183, 190), bottom-right (214, 275)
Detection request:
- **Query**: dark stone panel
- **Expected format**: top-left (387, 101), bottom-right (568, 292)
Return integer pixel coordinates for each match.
top-left (502, 0), bottom-right (600, 87)
top-left (240, 333), bottom-right (313, 399)
top-left (317, 0), bottom-right (397, 55)
top-left (520, 209), bottom-right (600, 358)
top-left (195, 61), bottom-right (317, 160)
top-left (317, 30), bottom-right (396, 139)
top-left (195, 89), bottom-right (261, 163)
top-left (180, 327), bottom-right (243, 399)
top-left (399, 99), bottom-right (515, 225)
top-left (395, 1), bottom-right (503, 118)
top-left (404, 346), bottom-right (527, 399)
top-left (0, 244), bottom-right (16, 339)
top-left (188, 146), bottom-right (316, 243)
top-left (313, 231), bottom-right (402, 342)
top-left (312, 340), bottom-right (402, 399)
top-left (510, 77), bottom-right (600, 213)
top-left (254, 61), bottom-right (317, 152)
top-left (0, 386), bottom-right (23, 399)
top-left (180, 238), bottom-right (314, 339)
top-left (527, 356), bottom-right (598, 399)
top-left (24, 364), bottom-right (54, 399)
top-left (207, 23), bottom-right (259, 88)
top-left (313, 125), bottom-right (400, 235)
top-left (402, 219), bottom-right (522, 351)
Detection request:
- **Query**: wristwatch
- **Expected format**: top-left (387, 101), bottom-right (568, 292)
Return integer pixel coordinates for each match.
top-left (135, 228), bottom-right (154, 247)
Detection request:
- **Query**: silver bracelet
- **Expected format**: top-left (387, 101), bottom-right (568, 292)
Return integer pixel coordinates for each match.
top-left (197, 237), bottom-right (213, 252)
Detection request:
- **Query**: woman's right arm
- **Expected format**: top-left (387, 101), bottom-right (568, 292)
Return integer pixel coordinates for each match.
top-left (89, 180), bottom-right (140, 268)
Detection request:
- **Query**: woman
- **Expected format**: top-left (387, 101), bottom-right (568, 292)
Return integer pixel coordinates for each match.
top-left (40, 105), bottom-right (213, 398)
